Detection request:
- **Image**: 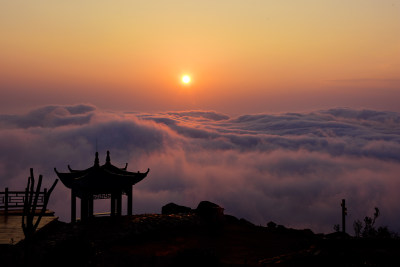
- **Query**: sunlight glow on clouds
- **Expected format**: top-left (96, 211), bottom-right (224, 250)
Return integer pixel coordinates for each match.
top-left (1, 104), bottom-right (400, 233)
top-left (1, 1), bottom-right (399, 114)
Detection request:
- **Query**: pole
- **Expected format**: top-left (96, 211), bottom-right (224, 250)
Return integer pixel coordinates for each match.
top-left (341, 199), bottom-right (347, 233)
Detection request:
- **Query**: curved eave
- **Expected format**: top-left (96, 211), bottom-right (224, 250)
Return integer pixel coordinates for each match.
top-left (101, 163), bottom-right (140, 175)
top-left (67, 165), bottom-right (95, 174)
top-left (54, 168), bottom-right (88, 189)
top-left (105, 167), bottom-right (150, 177)
top-left (103, 168), bottom-right (150, 185)
top-left (121, 163), bottom-right (128, 170)
top-left (54, 167), bottom-right (150, 191)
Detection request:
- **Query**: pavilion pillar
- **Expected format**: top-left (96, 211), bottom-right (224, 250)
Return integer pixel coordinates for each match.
top-left (116, 192), bottom-right (122, 216)
top-left (88, 195), bottom-right (94, 218)
top-left (81, 195), bottom-right (88, 221)
top-left (111, 193), bottom-right (116, 216)
top-left (127, 187), bottom-right (133, 216)
top-left (71, 189), bottom-right (76, 223)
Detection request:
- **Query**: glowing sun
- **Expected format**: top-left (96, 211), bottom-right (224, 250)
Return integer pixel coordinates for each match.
top-left (181, 75), bottom-right (191, 84)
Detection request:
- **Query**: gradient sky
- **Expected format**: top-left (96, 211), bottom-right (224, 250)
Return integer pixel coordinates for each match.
top-left (1, 2), bottom-right (400, 233)
top-left (1, 1), bottom-right (399, 114)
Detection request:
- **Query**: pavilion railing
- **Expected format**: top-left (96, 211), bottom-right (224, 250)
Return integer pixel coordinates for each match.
top-left (0, 187), bottom-right (47, 215)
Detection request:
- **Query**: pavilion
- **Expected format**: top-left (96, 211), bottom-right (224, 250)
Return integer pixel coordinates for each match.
top-left (55, 151), bottom-right (149, 222)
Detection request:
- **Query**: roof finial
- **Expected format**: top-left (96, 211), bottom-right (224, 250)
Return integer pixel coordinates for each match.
top-left (94, 152), bottom-right (99, 166)
top-left (106, 150), bottom-right (111, 164)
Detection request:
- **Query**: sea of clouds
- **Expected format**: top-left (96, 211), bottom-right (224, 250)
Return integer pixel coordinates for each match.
top-left (1, 104), bottom-right (400, 233)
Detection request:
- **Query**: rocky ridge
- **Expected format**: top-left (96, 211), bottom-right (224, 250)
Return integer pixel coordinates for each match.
top-left (1, 201), bottom-right (400, 267)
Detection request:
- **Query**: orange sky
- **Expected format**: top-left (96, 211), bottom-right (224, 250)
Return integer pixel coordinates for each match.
top-left (1, 1), bottom-right (399, 114)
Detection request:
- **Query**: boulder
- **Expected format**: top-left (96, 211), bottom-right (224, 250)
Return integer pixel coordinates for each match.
top-left (239, 218), bottom-right (255, 227)
top-left (267, 221), bottom-right (277, 229)
top-left (162, 203), bottom-right (193, 215)
top-left (195, 201), bottom-right (224, 222)
top-left (224, 214), bottom-right (239, 224)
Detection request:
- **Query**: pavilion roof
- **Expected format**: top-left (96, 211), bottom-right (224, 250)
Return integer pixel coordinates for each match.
top-left (54, 151), bottom-right (149, 195)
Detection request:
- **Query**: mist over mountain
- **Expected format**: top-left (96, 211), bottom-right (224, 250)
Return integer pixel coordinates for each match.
top-left (1, 104), bottom-right (400, 233)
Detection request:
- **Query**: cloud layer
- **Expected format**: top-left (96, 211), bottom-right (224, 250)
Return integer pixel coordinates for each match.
top-left (1, 104), bottom-right (400, 233)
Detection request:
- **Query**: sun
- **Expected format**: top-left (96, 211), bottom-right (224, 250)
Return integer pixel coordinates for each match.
top-left (181, 75), bottom-right (191, 84)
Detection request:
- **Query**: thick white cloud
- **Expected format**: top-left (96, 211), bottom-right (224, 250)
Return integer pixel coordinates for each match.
top-left (1, 104), bottom-right (400, 233)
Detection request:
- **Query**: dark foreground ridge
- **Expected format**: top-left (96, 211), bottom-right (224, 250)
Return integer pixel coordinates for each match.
top-left (1, 201), bottom-right (400, 267)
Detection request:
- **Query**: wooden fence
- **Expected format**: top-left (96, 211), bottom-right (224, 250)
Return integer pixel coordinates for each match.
top-left (0, 188), bottom-right (47, 215)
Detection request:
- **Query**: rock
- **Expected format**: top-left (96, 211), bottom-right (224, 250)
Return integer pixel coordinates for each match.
top-left (267, 221), bottom-right (277, 229)
top-left (276, 225), bottom-right (288, 233)
top-left (195, 201), bottom-right (224, 222)
top-left (239, 218), bottom-right (255, 227)
top-left (162, 203), bottom-right (193, 215)
top-left (224, 214), bottom-right (239, 224)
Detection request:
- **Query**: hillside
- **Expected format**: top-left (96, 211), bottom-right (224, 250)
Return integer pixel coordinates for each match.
top-left (1, 203), bottom-right (400, 266)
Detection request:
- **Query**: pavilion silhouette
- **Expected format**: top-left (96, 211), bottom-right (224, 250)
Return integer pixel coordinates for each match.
top-left (55, 151), bottom-right (149, 222)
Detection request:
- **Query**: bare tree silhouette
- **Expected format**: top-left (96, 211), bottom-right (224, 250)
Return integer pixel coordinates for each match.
top-left (22, 168), bottom-right (58, 261)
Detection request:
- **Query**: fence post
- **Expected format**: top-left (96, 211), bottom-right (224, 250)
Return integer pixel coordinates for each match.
top-left (341, 199), bottom-right (347, 233)
top-left (5, 187), bottom-right (9, 215)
